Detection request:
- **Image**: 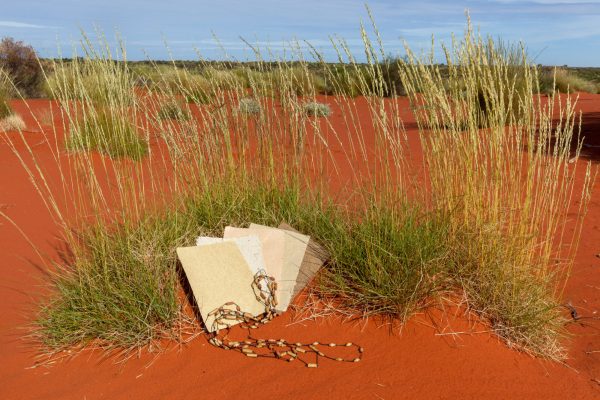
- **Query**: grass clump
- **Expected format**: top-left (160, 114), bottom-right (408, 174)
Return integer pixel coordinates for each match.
top-left (67, 110), bottom-right (148, 160)
top-left (238, 97), bottom-right (261, 115)
top-left (303, 102), bottom-right (331, 117)
top-left (38, 214), bottom-right (188, 349)
top-left (318, 205), bottom-right (450, 318)
top-left (399, 19), bottom-right (592, 358)
top-left (36, 177), bottom-right (449, 350)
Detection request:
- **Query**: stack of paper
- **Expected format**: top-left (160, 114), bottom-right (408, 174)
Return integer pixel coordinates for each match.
top-left (176, 223), bottom-right (327, 332)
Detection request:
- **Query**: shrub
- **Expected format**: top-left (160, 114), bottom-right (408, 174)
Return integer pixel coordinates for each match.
top-left (238, 97), bottom-right (261, 114)
top-left (380, 58), bottom-right (406, 96)
top-left (303, 102), bottom-right (331, 117)
top-left (0, 37), bottom-right (44, 97)
top-left (539, 68), bottom-right (598, 94)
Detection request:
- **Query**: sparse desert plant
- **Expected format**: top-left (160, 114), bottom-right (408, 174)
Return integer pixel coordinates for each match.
top-left (539, 68), bottom-right (598, 94)
top-left (0, 37), bottom-right (44, 97)
top-left (303, 102), bottom-right (331, 117)
top-left (0, 114), bottom-right (25, 131)
top-left (238, 97), bottom-right (261, 114)
top-left (157, 99), bottom-right (190, 121)
top-left (151, 68), bottom-right (212, 103)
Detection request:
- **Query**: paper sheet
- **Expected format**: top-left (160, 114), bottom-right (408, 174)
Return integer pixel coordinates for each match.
top-left (249, 223), bottom-right (309, 311)
top-left (278, 223), bottom-right (329, 299)
top-left (196, 235), bottom-right (266, 276)
top-left (177, 242), bottom-right (265, 332)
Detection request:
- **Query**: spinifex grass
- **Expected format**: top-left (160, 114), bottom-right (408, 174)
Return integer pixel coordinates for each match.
top-left (4, 12), bottom-right (594, 361)
top-left (399, 20), bottom-right (594, 357)
top-left (66, 108), bottom-right (148, 160)
top-left (46, 35), bottom-right (147, 160)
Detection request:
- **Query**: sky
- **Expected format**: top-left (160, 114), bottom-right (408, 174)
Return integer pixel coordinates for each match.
top-left (0, 0), bottom-right (599, 66)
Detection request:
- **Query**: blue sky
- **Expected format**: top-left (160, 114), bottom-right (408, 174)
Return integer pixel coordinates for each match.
top-left (1, 1), bottom-right (599, 66)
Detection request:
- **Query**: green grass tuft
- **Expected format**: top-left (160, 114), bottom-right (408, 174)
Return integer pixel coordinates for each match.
top-left (66, 110), bottom-right (148, 160)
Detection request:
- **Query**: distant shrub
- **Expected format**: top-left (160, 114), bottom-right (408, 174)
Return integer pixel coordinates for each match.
top-left (0, 37), bottom-right (43, 97)
top-left (0, 86), bottom-right (12, 119)
top-left (325, 65), bottom-right (373, 97)
top-left (380, 59), bottom-right (406, 96)
top-left (303, 102), bottom-right (331, 117)
top-left (238, 98), bottom-right (261, 115)
top-left (157, 100), bottom-right (190, 121)
top-left (539, 68), bottom-right (598, 94)
top-left (202, 66), bottom-right (244, 90)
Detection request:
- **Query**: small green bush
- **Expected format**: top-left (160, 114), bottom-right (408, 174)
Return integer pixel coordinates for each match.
top-left (303, 102), bottom-right (331, 117)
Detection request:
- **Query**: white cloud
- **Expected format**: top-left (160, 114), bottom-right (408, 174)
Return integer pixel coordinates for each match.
top-left (0, 20), bottom-right (57, 29)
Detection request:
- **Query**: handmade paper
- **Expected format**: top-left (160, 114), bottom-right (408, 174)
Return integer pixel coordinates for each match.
top-left (278, 223), bottom-right (329, 299)
top-left (177, 242), bottom-right (265, 332)
top-left (223, 226), bottom-right (286, 289)
top-left (249, 223), bottom-right (309, 311)
top-left (196, 235), bottom-right (267, 276)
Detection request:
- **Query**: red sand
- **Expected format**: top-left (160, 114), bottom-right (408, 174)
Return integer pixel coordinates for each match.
top-left (1, 95), bottom-right (599, 399)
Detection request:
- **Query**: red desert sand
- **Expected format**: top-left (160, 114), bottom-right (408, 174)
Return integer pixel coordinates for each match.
top-left (1, 95), bottom-right (599, 399)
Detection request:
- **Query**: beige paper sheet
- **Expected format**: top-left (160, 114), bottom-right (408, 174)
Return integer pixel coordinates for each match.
top-left (195, 235), bottom-right (266, 276)
top-left (249, 223), bottom-right (309, 312)
top-left (223, 226), bottom-right (286, 289)
top-left (278, 223), bottom-right (329, 299)
top-left (177, 242), bottom-right (265, 332)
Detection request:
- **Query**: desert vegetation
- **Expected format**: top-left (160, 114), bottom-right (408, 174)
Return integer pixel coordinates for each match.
top-left (539, 67), bottom-right (599, 94)
top-left (1, 16), bottom-right (595, 363)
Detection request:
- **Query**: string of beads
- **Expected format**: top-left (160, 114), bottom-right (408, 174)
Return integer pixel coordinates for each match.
top-left (206, 272), bottom-right (363, 368)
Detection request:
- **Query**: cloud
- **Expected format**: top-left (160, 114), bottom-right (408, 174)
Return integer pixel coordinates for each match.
top-left (0, 20), bottom-right (57, 29)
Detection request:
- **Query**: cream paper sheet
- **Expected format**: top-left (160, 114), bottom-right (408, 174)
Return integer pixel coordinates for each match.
top-left (249, 223), bottom-right (309, 311)
top-left (177, 242), bottom-right (265, 332)
top-left (223, 226), bottom-right (287, 311)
